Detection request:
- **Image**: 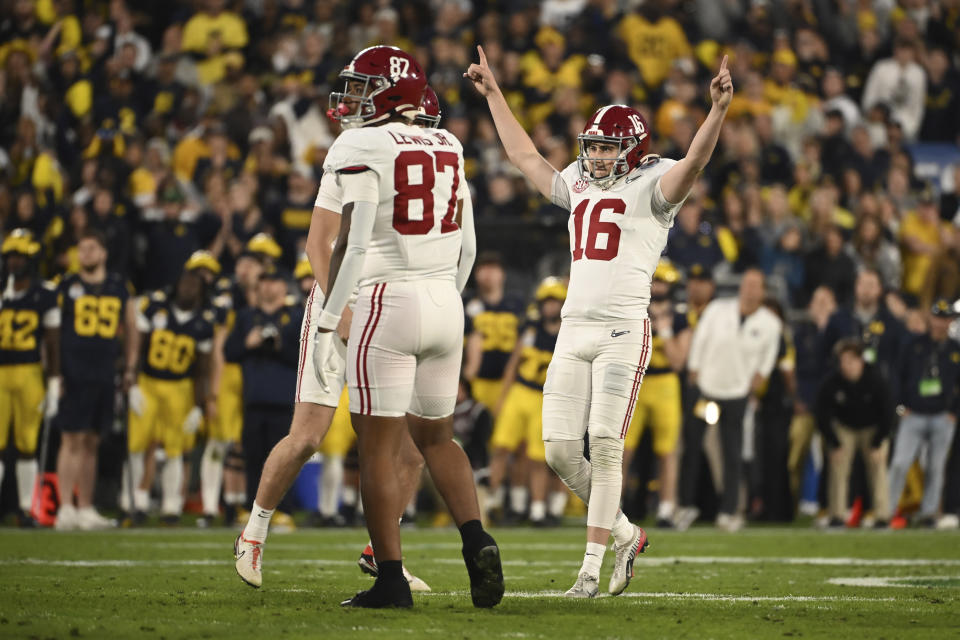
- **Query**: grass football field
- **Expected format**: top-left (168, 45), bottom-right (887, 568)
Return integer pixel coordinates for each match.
top-left (0, 524), bottom-right (958, 639)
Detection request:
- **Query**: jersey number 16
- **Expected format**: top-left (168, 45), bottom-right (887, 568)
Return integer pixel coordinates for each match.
top-left (571, 198), bottom-right (626, 261)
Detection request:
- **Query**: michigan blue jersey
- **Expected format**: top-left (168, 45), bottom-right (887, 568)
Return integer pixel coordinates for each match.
top-left (58, 272), bottom-right (131, 381)
top-left (138, 293), bottom-right (215, 381)
top-left (465, 294), bottom-right (526, 381)
top-left (516, 320), bottom-right (559, 391)
top-left (0, 280), bottom-right (58, 366)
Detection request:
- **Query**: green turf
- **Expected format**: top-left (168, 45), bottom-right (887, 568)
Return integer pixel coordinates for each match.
top-left (0, 525), bottom-right (958, 639)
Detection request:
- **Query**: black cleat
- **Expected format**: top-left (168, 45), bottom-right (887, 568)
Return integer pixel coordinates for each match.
top-left (463, 543), bottom-right (505, 608)
top-left (17, 511), bottom-right (38, 528)
top-left (341, 580), bottom-right (413, 608)
top-left (160, 514), bottom-right (180, 527)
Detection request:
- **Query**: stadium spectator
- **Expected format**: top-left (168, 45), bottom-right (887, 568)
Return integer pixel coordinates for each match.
top-left (679, 269), bottom-right (782, 532)
top-left (861, 38), bottom-right (927, 141)
top-left (900, 184), bottom-right (958, 307)
top-left (889, 299), bottom-right (960, 527)
top-left (788, 285), bottom-right (837, 509)
top-left (224, 266), bottom-right (302, 514)
top-left (823, 268), bottom-right (906, 390)
top-left (919, 46), bottom-right (960, 143)
top-left (804, 224), bottom-right (857, 307)
top-left (816, 339), bottom-right (893, 528)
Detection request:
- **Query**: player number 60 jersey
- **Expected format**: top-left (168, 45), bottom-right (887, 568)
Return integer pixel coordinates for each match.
top-left (551, 157), bottom-right (686, 323)
top-left (322, 121), bottom-right (469, 286)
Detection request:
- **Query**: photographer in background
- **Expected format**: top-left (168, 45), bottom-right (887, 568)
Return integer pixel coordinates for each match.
top-left (224, 266), bottom-right (302, 514)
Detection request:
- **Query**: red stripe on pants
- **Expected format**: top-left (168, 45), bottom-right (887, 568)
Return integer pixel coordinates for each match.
top-left (295, 283), bottom-right (317, 403)
top-left (620, 318), bottom-right (651, 438)
top-left (355, 284), bottom-right (381, 415)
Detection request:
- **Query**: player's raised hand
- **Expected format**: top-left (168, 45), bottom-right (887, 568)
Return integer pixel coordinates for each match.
top-left (710, 55), bottom-right (733, 110)
top-left (464, 45), bottom-right (500, 98)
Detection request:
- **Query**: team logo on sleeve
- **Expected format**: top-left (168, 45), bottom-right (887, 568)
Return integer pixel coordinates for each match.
top-left (573, 178), bottom-right (589, 193)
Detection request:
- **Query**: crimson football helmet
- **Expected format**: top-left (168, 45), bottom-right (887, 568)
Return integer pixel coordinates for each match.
top-left (413, 85), bottom-right (441, 127)
top-left (327, 46), bottom-right (426, 128)
top-left (577, 105), bottom-right (651, 189)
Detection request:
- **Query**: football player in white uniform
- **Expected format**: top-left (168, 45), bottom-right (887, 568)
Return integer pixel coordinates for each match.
top-left (466, 47), bottom-right (733, 597)
top-left (311, 45), bottom-right (501, 609)
top-left (233, 83), bottom-right (447, 595)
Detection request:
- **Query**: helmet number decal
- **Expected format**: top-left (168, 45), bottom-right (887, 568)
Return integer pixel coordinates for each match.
top-left (570, 198), bottom-right (626, 262)
top-left (627, 114), bottom-right (647, 139)
top-left (389, 56), bottom-right (411, 81)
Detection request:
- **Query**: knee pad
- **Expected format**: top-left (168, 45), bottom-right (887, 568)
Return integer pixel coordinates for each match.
top-left (585, 436), bottom-right (624, 529)
top-left (588, 437), bottom-right (624, 484)
top-left (224, 444), bottom-right (245, 472)
top-left (204, 439), bottom-right (229, 461)
top-left (544, 439), bottom-right (584, 478)
top-left (545, 439), bottom-right (592, 504)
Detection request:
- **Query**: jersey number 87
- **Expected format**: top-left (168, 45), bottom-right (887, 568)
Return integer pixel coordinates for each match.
top-left (393, 150), bottom-right (460, 235)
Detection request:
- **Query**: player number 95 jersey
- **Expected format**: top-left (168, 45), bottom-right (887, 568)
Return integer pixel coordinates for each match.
top-left (551, 157), bottom-right (687, 323)
top-left (322, 121), bottom-right (469, 286)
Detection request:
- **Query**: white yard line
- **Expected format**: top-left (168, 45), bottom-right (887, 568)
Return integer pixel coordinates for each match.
top-left (419, 590), bottom-right (899, 603)
top-left (827, 576), bottom-right (960, 588)
top-left (8, 556), bottom-right (960, 568)
top-left (430, 556), bottom-right (960, 567)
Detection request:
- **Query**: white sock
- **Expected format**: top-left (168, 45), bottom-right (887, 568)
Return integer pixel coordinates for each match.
top-left (509, 486), bottom-right (528, 513)
top-left (225, 492), bottom-right (245, 506)
top-left (161, 456), bottom-right (183, 515)
top-left (342, 485), bottom-right (358, 506)
top-left (244, 500), bottom-right (274, 542)
top-left (611, 510), bottom-right (634, 546)
top-left (200, 440), bottom-right (228, 516)
top-left (548, 490), bottom-right (568, 518)
top-left (529, 500), bottom-right (546, 522)
top-left (319, 456), bottom-right (344, 517)
top-left (657, 500), bottom-right (675, 521)
top-left (581, 542), bottom-right (606, 579)
top-left (16, 459), bottom-right (37, 512)
top-left (488, 485), bottom-right (505, 510)
top-left (128, 452), bottom-right (150, 512)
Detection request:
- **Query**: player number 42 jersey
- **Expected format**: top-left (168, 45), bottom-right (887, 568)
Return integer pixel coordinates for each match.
top-left (322, 122), bottom-right (468, 287)
top-left (552, 157), bottom-right (686, 322)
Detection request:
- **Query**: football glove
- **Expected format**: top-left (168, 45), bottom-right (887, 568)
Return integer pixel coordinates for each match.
top-left (128, 385), bottom-right (145, 417)
top-left (44, 376), bottom-right (62, 419)
top-left (182, 406), bottom-right (203, 435)
top-left (312, 329), bottom-right (334, 393)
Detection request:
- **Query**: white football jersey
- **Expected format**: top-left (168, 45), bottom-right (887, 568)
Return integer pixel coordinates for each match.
top-left (552, 157), bottom-right (686, 322)
top-left (323, 122), bottom-right (468, 288)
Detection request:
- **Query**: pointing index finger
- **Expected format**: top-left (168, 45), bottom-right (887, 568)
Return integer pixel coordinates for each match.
top-left (719, 54), bottom-right (728, 73)
top-left (478, 45), bottom-right (487, 66)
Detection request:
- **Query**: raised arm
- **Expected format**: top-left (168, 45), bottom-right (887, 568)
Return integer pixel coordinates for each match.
top-left (465, 46), bottom-right (557, 200)
top-left (659, 55), bottom-right (733, 204)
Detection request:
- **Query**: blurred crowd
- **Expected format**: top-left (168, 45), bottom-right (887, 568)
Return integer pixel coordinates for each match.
top-left (1, 0), bottom-right (959, 530)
